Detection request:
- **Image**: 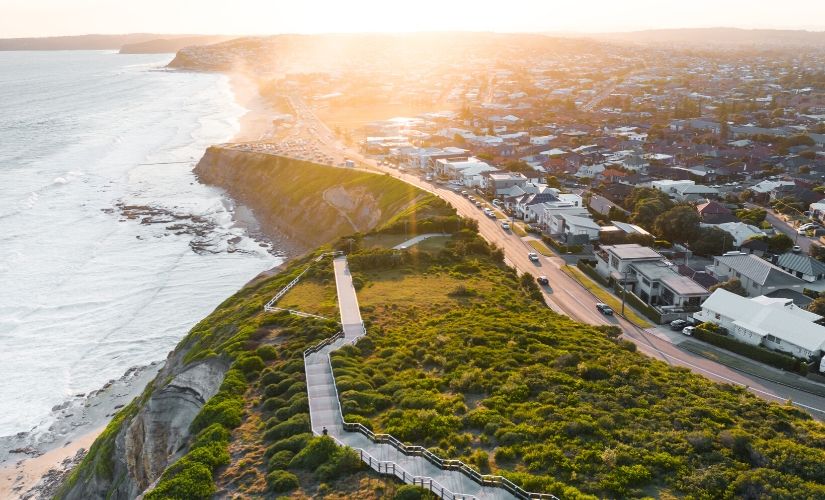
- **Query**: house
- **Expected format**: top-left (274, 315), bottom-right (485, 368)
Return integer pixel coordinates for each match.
top-left (773, 252), bottom-right (825, 283)
top-left (589, 194), bottom-right (628, 217)
top-left (702, 222), bottom-right (765, 247)
top-left (487, 172), bottom-right (528, 196)
top-left (672, 183), bottom-right (719, 202)
top-left (595, 244), bottom-right (710, 314)
top-left (694, 289), bottom-right (825, 359)
top-left (575, 163), bottom-right (606, 178)
top-left (696, 201), bottom-right (737, 224)
top-left (434, 157), bottom-right (498, 187)
top-left (709, 253), bottom-right (806, 297)
top-left (551, 214), bottom-right (601, 242)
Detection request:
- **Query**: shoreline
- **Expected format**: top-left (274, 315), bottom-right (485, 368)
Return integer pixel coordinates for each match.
top-left (0, 363), bottom-right (161, 499)
top-left (0, 68), bottom-right (282, 500)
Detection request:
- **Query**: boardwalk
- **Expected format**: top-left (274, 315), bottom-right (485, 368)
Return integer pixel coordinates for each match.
top-left (304, 256), bottom-right (519, 500)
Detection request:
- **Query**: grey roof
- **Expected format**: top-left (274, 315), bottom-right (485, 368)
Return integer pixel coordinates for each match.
top-left (764, 288), bottom-right (814, 308)
top-left (715, 254), bottom-right (805, 288)
top-left (632, 261), bottom-right (709, 296)
top-left (604, 243), bottom-right (662, 260)
top-left (776, 253), bottom-right (825, 277)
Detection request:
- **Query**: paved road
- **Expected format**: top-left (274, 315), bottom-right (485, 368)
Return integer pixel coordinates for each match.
top-left (287, 97), bottom-right (825, 420)
top-left (305, 257), bottom-right (518, 499)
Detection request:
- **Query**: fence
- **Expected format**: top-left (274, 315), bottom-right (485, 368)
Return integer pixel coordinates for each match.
top-left (264, 251), bottom-right (343, 312)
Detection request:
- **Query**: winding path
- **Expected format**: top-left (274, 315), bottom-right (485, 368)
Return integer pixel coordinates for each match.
top-left (303, 256), bottom-right (522, 500)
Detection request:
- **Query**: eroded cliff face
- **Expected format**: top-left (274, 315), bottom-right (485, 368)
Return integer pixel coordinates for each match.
top-left (58, 346), bottom-right (229, 500)
top-left (194, 147), bottom-right (421, 254)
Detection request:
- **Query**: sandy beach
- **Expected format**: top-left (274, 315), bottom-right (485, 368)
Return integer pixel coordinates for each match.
top-left (227, 71), bottom-right (279, 142)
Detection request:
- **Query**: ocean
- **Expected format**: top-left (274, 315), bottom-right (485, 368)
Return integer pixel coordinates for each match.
top-left (0, 51), bottom-right (281, 437)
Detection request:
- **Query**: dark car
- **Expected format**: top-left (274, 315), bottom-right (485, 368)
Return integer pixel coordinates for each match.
top-left (670, 319), bottom-right (687, 331)
top-left (536, 276), bottom-right (549, 286)
top-left (596, 302), bottom-right (614, 315)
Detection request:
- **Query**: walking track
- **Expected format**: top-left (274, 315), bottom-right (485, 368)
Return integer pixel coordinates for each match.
top-left (303, 256), bottom-right (521, 499)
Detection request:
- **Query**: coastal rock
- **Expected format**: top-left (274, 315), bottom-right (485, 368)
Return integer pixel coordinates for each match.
top-left (56, 346), bottom-right (229, 500)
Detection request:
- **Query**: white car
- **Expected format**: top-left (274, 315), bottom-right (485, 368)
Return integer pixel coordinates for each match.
top-left (682, 326), bottom-right (695, 336)
top-left (792, 245), bottom-right (802, 253)
top-left (528, 252), bottom-right (539, 262)
top-left (501, 222), bottom-right (511, 230)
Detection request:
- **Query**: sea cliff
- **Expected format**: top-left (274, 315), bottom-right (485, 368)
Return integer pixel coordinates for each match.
top-left (194, 147), bottom-right (428, 255)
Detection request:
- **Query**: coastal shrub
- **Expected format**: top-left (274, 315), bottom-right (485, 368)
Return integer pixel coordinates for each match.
top-left (289, 435), bottom-right (339, 470)
top-left (265, 433), bottom-right (313, 456)
top-left (393, 485), bottom-right (431, 500)
top-left (257, 345), bottom-right (278, 361)
top-left (266, 470), bottom-right (300, 493)
top-left (267, 450), bottom-right (295, 472)
top-left (261, 369), bottom-right (287, 387)
top-left (192, 423), bottom-right (231, 448)
top-left (145, 462), bottom-right (216, 499)
top-left (262, 396), bottom-right (287, 412)
top-left (236, 355), bottom-right (265, 375)
top-left (190, 396), bottom-right (243, 434)
top-left (264, 413), bottom-right (310, 442)
top-left (315, 447), bottom-right (362, 480)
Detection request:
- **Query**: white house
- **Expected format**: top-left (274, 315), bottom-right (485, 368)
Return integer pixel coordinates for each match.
top-left (575, 163), bottom-right (606, 178)
top-left (552, 214), bottom-right (601, 242)
top-left (434, 157), bottom-right (499, 187)
top-left (694, 289), bottom-right (825, 359)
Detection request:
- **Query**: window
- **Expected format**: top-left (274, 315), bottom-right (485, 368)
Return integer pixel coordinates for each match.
top-left (641, 277), bottom-right (650, 286)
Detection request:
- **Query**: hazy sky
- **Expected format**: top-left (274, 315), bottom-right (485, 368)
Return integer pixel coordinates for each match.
top-left (3, 0), bottom-right (825, 38)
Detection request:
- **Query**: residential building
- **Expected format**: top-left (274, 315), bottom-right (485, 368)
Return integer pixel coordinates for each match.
top-left (694, 289), bottom-right (825, 359)
top-left (773, 252), bottom-right (825, 283)
top-left (701, 222), bottom-right (765, 247)
top-left (709, 252), bottom-right (806, 296)
top-left (696, 201), bottom-right (737, 224)
top-left (595, 244), bottom-right (710, 314)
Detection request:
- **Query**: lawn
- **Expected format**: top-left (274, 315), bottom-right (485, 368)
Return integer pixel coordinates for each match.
top-left (527, 239), bottom-right (553, 257)
top-left (276, 280), bottom-right (339, 318)
top-left (561, 265), bottom-right (653, 328)
top-left (511, 222), bottom-right (529, 237)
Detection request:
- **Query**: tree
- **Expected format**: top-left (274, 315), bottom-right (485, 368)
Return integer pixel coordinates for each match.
top-left (546, 175), bottom-right (561, 188)
top-left (692, 227), bottom-right (735, 256)
top-left (735, 208), bottom-right (767, 226)
top-left (504, 160), bottom-right (532, 174)
top-left (654, 205), bottom-right (701, 244)
top-left (710, 278), bottom-right (748, 297)
top-left (768, 233), bottom-right (794, 254)
top-left (807, 297), bottom-right (825, 316)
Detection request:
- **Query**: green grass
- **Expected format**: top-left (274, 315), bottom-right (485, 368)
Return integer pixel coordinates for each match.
top-left (527, 239), bottom-right (553, 257)
top-left (333, 246), bottom-right (825, 499)
top-left (561, 266), bottom-right (653, 328)
top-left (511, 222), bottom-right (528, 237)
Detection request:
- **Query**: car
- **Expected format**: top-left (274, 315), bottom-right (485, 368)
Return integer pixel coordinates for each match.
top-left (799, 223), bottom-right (816, 230)
top-left (669, 319), bottom-right (687, 331)
top-left (682, 326), bottom-right (696, 336)
top-left (424, 175), bottom-right (433, 181)
top-left (475, 201), bottom-right (482, 207)
top-left (596, 303), bottom-right (614, 315)
top-left (798, 228), bottom-right (809, 235)
top-left (528, 252), bottom-right (539, 262)
top-left (537, 276), bottom-right (549, 285)
top-left (461, 190), bottom-right (468, 197)
top-left (501, 222), bottom-right (511, 230)
top-left (792, 245), bottom-right (802, 253)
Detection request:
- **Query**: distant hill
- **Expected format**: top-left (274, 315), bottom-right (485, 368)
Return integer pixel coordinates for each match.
top-left (119, 36), bottom-right (233, 54)
top-left (592, 27), bottom-right (825, 47)
top-left (0, 34), bottom-right (229, 52)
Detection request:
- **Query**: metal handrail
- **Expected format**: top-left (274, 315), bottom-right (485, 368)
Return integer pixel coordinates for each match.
top-left (264, 251), bottom-right (343, 311)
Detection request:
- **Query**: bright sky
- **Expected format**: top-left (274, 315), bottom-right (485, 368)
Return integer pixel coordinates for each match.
top-left (2, 0), bottom-right (825, 38)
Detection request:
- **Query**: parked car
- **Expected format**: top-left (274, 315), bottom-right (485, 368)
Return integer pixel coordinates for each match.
top-left (528, 252), bottom-right (539, 262)
top-left (537, 276), bottom-right (549, 286)
top-left (475, 201), bottom-right (482, 207)
top-left (670, 319), bottom-right (687, 331)
top-left (596, 303), bottom-right (614, 316)
top-left (682, 326), bottom-right (695, 336)
top-left (460, 190), bottom-right (468, 197)
top-left (501, 222), bottom-right (511, 230)
top-left (792, 245), bottom-right (802, 253)
top-left (492, 199), bottom-right (501, 206)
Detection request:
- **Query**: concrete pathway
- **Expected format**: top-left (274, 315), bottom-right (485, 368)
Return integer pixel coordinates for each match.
top-left (392, 233), bottom-right (449, 250)
top-left (304, 256), bottom-right (520, 500)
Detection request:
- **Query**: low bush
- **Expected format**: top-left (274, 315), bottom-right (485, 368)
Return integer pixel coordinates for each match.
top-left (693, 327), bottom-right (807, 374)
top-left (267, 450), bottom-right (295, 472)
top-left (266, 469), bottom-right (299, 493)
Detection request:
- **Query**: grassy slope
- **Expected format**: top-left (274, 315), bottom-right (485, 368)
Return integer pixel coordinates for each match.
top-left (332, 239), bottom-right (825, 499)
top-left (196, 148), bottom-right (435, 252)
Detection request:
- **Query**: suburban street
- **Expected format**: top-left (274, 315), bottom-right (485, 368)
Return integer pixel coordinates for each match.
top-left (284, 95), bottom-right (825, 420)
